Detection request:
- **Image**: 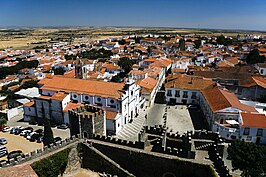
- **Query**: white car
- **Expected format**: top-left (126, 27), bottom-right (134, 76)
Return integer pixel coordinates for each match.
top-left (2, 127), bottom-right (12, 132)
top-left (20, 130), bottom-right (32, 136)
top-left (26, 132), bottom-right (36, 140)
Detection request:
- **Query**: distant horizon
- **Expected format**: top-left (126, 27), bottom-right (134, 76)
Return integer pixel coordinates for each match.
top-left (1, 0), bottom-right (266, 31)
top-left (1, 25), bottom-right (266, 33)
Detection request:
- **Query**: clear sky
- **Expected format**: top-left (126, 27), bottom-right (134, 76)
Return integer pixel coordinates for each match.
top-left (1, 0), bottom-right (266, 31)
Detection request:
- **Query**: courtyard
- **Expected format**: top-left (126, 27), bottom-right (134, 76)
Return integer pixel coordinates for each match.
top-left (147, 104), bottom-right (208, 135)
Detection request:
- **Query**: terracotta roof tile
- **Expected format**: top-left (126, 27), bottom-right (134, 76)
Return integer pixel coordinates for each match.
top-left (64, 102), bottom-right (84, 112)
top-left (201, 87), bottom-right (257, 113)
top-left (136, 77), bottom-right (158, 93)
top-left (40, 76), bottom-right (125, 99)
top-left (241, 112), bottom-right (266, 128)
top-left (51, 92), bottom-right (68, 101)
top-left (165, 75), bottom-right (216, 91)
top-left (106, 111), bottom-right (118, 120)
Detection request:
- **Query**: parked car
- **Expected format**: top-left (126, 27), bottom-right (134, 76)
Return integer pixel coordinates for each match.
top-left (57, 124), bottom-right (68, 129)
top-left (20, 129), bottom-right (32, 137)
top-left (7, 150), bottom-right (24, 160)
top-left (10, 126), bottom-right (23, 134)
top-left (54, 137), bottom-right (62, 143)
top-left (0, 125), bottom-right (7, 131)
top-left (35, 129), bottom-right (43, 134)
top-left (29, 133), bottom-right (42, 142)
top-left (24, 127), bottom-right (33, 131)
top-left (14, 127), bottom-right (24, 135)
top-left (2, 126), bottom-right (12, 132)
top-left (0, 146), bottom-right (8, 157)
top-left (27, 132), bottom-right (37, 140)
top-left (36, 136), bottom-right (43, 143)
top-left (0, 138), bottom-right (7, 145)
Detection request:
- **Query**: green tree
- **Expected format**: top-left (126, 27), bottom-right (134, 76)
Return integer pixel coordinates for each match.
top-left (0, 116), bottom-right (7, 126)
top-left (53, 67), bottom-right (65, 75)
top-left (194, 40), bottom-right (202, 49)
top-left (118, 39), bottom-right (126, 45)
top-left (43, 118), bottom-right (54, 146)
top-left (179, 38), bottom-right (185, 51)
top-left (246, 49), bottom-right (266, 64)
top-left (216, 35), bottom-right (233, 46)
top-left (118, 57), bottom-right (133, 74)
top-left (227, 140), bottom-right (266, 177)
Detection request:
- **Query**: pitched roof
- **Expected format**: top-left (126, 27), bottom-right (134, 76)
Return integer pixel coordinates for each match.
top-left (252, 76), bottom-right (266, 89)
top-left (136, 77), bottom-right (158, 93)
top-left (51, 91), bottom-right (68, 101)
top-left (165, 75), bottom-right (216, 91)
top-left (201, 87), bottom-right (257, 113)
top-left (106, 111), bottom-right (118, 120)
top-left (40, 76), bottom-right (125, 99)
top-left (241, 112), bottom-right (266, 128)
top-left (63, 102), bottom-right (84, 112)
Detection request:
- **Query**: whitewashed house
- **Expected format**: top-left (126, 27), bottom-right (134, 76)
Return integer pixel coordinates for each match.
top-left (23, 76), bottom-right (142, 135)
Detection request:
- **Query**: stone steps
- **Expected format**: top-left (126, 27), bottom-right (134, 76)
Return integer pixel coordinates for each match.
top-left (115, 109), bottom-right (148, 141)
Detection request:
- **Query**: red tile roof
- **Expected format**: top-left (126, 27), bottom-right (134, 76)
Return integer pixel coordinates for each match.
top-left (136, 77), bottom-right (158, 93)
top-left (165, 75), bottom-right (216, 91)
top-left (106, 111), bottom-right (118, 120)
top-left (201, 87), bottom-right (257, 113)
top-left (40, 76), bottom-right (125, 99)
top-left (51, 92), bottom-right (68, 101)
top-left (63, 102), bottom-right (84, 112)
top-left (241, 112), bottom-right (266, 128)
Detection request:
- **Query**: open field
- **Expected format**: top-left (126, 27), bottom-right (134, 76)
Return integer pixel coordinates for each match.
top-left (0, 27), bottom-right (265, 50)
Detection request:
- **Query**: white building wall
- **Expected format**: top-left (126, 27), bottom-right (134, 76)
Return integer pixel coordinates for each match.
top-left (165, 88), bottom-right (200, 105)
top-left (240, 126), bottom-right (266, 144)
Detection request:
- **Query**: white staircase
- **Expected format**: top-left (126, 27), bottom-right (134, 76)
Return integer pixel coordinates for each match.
top-left (115, 108), bottom-right (148, 141)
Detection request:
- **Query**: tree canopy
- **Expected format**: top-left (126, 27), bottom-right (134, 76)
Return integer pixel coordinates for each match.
top-left (118, 57), bottom-right (133, 74)
top-left (0, 60), bottom-right (39, 79)
top-left (53, 67), bottom-right (65, 75)
top-left (43, 118), bottom-right (54, 146)
top-left (64, 54), bottom-right (77, 60)
top-left (194, 40), bottom-right (202, 49)
top-left (78, 48), bottom-right (113, 59)
top-left (179, 39), bottom-right (185, 51)
top-left (246, 49), bottom-right (266, 64)
top-left (227, 140), bottom-right (266, 177)
top-left (216, 35), bottom-right (233, 46)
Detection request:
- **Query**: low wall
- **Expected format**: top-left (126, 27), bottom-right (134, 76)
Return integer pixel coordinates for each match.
top-left (93, 134), bottom-right (145, 149)
top-left (90, 140), bottom-right (217, 177)
top-left (0, 135), bottom-right (81, 168)
top-left (80, 143), bottom-right (134, 177)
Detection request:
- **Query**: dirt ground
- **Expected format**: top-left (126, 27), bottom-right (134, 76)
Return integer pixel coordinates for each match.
top-left (0, 132), bottom-right (43, 161)
top-left (63, 168), bottom-right (100, 177)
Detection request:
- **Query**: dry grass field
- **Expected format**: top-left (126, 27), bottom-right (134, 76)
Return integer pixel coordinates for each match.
top-left (0, 27), bottom-right (265, 50)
